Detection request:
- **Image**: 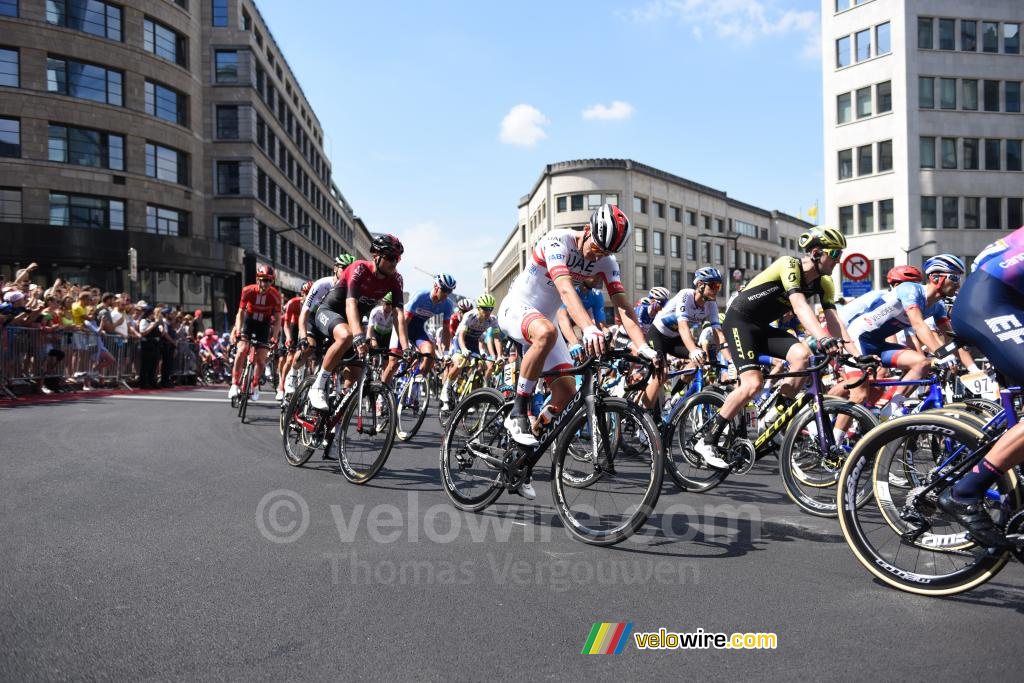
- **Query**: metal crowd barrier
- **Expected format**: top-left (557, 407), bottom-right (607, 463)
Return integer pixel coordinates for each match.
top-left (0, 326), bottom-right (198, 397)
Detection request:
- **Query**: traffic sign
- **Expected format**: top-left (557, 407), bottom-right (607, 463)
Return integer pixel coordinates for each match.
top-left (842, 252), bottom-right (871, 281)
top-left (842, 280), bottom-right (873, 298)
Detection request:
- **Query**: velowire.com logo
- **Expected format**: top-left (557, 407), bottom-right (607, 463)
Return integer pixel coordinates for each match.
top-left (581, 623), bottom-right (634, 654)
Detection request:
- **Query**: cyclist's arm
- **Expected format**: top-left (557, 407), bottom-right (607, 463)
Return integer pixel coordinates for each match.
top-left (440, 317), bottom-right (452, 351)
top-left (788, 292), bottom-right (830, 341)
top-left (714, 328), bottom-right (732, 362)
top-left (457, 324), bottom-right (469, 353)
top-left (477, 336), bottom-right (488, 356)
top-left (610, 291), bottom-right (648, 350)
top-left (556, 307), bottom-right (579, 345)
top-left (822, 308), bottom-right (857, 356)
top-left (394, 307), bottom-right (410, 349)
top-left (232, 304), bottom-right (244, 340)
top-left (345, 296), bottom-right (363, 337)
top-left (905, 306), bottom-right (947, 356)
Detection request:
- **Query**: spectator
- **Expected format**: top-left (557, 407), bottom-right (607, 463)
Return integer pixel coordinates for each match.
top-left (138, 305), bottom-right (161, 389)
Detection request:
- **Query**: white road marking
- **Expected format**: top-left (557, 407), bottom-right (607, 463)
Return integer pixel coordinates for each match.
top-left (108, 395), bottom-right (278, 404)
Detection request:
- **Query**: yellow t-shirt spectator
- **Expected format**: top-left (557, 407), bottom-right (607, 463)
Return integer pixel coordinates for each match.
top-left (70, 301), bottom-right (90, 327)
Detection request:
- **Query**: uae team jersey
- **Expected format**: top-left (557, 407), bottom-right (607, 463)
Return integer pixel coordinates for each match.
top-left (973, 225), bottom-right (1024, 294)
top-left (238, 284), bottom-right (282, 322)
top-left (506, 228), bottom-right (624, 315)
top-left (842, 282), bottom-right (948, 342)
top-left (653, 289), bottom-right (721, 338)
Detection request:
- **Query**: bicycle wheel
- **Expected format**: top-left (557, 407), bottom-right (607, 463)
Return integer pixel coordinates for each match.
top-left (778, 399), bottom-right (878, 517)
top-left (331, 382), bottom-right (397, 484)
top-left (282, 377), bottom-right (322, 467)
top-left (664, 390), bottom-right (735, 492)
top-left (396, 374), bottom-right (430, 441)
top-left (439, 388), bottom-right (508, 511)
top-left (551, 398), bottom-right (664, 546)
top-left (238, 363), bottom-right (252, 422)
top-left (560, 407), bottom-right (624, 490)
top-left (837, 413), bottom-right (1020, 596)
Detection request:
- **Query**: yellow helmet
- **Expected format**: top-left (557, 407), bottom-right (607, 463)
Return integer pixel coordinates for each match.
top-left (798, 227), bottom-right (847, 252)
top-left (476, 293), bottom-right (496, 309)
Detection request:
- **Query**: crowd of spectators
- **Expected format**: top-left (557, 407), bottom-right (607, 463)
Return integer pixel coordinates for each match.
top-left (1, 263), bottom-right (205, 395)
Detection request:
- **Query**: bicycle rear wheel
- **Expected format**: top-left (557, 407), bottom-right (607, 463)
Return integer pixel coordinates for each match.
top-left (396, 374), bottom-right (430, 441)
top-left (439, 388), bottom-right (508, 511)
top-left (331, 382), bottom-right (397, 484)
top-left (282, 377), bottom-right (321, 467)
top-left (551, 398), bottom-right (663, 546)
top-left (665, 390), bottom-right (734, 492)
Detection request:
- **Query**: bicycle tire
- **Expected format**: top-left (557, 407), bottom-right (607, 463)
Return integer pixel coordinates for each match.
top-left (238, 363), bottom-right (252, 422)
top-left (664, 390), bottom-right (735, 492)
top-left (334, 382), bottom-right (397, 484)
top-left (837, 413), bottom-right (1020, 596)
top-left (439, 388), bottom-right (508, 511)
top-left (396, 373), bottom-right (430, 441)
top-left (551, 398), bottom-right (664, 546)
top-left (282, 377), bottom-right (320, 467)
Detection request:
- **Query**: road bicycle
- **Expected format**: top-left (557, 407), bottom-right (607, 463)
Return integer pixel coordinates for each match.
top-left (392, 351), bottom-right (433, 441)
top-left (439, 347), bottom-right (661, 546)
top-left (438, 352), bottom-right (488, 423)
top-left (232, 333), bottom-right (274, 424)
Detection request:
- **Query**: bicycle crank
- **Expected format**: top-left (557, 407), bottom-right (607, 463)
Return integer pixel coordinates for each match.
top-left (729, 439), bottom-right (757, 475)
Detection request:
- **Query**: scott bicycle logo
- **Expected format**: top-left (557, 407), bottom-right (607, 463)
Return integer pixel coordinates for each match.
top-left (985, 314), bottom-right (1024, 345)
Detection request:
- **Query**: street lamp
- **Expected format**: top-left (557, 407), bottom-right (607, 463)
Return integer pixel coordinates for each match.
top-left (900, 239), bottom-right (936, 266)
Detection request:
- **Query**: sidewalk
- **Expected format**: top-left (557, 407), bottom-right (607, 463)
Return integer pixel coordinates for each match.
top-left (0, 384), bottom-right (220, 407)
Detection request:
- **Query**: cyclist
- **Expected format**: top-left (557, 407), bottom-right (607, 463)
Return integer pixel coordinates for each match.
top-left (441, 293), bottom-right (498, 408)
top-left (308, 235), bottom-right (410, 410)
top-left (277, 280), bottom-right (312, 400)
top-left (382, 272), bottom-right (457, 388)
top-left (641, 268), bottom-right (724, 412)
top-left (367, 292), bottom-right (396, 349)
top-left (228, 264), bottom-right (282, 402)
top-left (198, 328), bottom-right (225, 367)
top-left (447, 298), bottom-right (473, 355)
top-left (555, 277), bottom-right (608, 342)
top-left (483, 322), bottom-right (510, 383)
top-left (635, 286), bottom-right (671, 334)
top-left (939, 227), bottom-right (1024, 547)
top-left (286, 254), bottom-right (353, 393)
top-left (497, 204), bottom-right (659, 489)
top-left (695, 227), bottom-right (856, 468)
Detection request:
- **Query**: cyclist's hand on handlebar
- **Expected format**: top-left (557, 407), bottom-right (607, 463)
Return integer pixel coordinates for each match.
top-left (853, 353), bottom-right (881, 367)
top-left (582, 325), bottom-right (605, 357)
top-left (569, 343), bottom-right (585, 363)
top-left (352, 333), bottom-right (368, 356)
top-left (402, 345), bottom-right (417, 362)
top-left (688, 348), bottom-right (706, 364)
top-left (934, 354), bottom-right (958, 368)
top-left (816, 336), bottom-right (841, 355)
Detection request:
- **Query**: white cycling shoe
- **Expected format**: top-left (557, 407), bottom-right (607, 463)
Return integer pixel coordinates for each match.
top-left (517, 480), bottom-right (537, 500)
top-left (251, 389), bottom-right (260, 402)
top-left (504, 415), bottom-right (539, 447)
top-left (228, 384), bottom-right (240, 399)
top-left (694, 438), bottom-right (730, 469)
top-left (308, 385), bottom-right (329, 410)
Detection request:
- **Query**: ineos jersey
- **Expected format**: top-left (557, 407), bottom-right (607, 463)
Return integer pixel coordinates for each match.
top-left (506, 228), bottom-right (624, 315)
top-left (457, 310), bottom-right (499, 339)
top-left (654, 289), bottom-right (721, 337)
top-left (321, 260), bottom-right (405, 317)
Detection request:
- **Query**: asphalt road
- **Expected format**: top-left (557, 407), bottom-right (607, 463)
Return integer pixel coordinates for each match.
top-left (2, 388), bottom-right (1021, 680)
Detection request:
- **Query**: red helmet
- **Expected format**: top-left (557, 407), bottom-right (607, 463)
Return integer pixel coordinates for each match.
top-left (256, 264), bottom-right (276, 282)
top-left (587, 204), bottom-right (632, 254)
top-left (371, 234), bottom-right (404, 258)
top-left (301, 280), bottom-right (313, 296)
top-left (887, 265), bottom-right (923, 286)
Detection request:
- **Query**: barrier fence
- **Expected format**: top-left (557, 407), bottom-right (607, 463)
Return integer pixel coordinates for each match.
top-left (1, 326), bottom-right (198, 398)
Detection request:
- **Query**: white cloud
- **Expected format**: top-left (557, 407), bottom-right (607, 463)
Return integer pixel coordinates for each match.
top-left (582, 100), bottom-right (635, 121)
top-left (392, 222), bottom-right (493, 296)
top-left (499, 104), bottom-right (549, 146)
top-left (628, 0), bottom-right (819, 60)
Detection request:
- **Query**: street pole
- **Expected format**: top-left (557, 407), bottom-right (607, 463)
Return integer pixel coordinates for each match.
top-left (900, 239), bottom-right (937, 266)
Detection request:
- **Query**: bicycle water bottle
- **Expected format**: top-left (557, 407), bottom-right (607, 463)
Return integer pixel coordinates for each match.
top-left (532, 392), bottom-right (546, 418)
top-left (533, 404), bottom-right (560, 436)
top-left (744, 401), bottom-right (758, 439)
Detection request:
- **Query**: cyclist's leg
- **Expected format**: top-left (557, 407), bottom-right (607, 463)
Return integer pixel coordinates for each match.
top-left (231, 338), bottom-right (248, 387)
top-left (309, 310), bottom-right (351, 408)
top-left (643, 326), bottom-right (687, 410)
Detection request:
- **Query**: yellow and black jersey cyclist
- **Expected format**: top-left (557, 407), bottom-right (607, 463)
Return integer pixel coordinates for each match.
top-left (696, 227), bottom-right (859, 468)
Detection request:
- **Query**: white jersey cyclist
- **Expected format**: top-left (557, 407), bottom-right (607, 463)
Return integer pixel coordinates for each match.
top-left (455, 310), bottom-right (499, 350)
top-left (301, 275), bottom-right (336, 315)
top-left (653, 288), bottom-right (722, 338)
top-left (368, 305), bottom-right (395, 336)
top-left (499, 227), bottom-right (625, 371)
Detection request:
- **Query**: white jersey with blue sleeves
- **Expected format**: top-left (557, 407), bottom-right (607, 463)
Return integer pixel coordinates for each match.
top-left (843, 282), bottom-right (948, 341)
top-left (653, 289), bottom-right (721, 338)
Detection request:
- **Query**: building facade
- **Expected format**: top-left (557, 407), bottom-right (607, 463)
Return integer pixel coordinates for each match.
top-left (0, 0), bottom-right (370, 329)
top-left (483, 159), bottom-right (811, 309)
top-left (823, 0), bottom-right (1024, 286)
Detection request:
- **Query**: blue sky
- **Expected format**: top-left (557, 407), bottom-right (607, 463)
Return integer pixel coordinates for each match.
top-left (257, 0), bottom-right (824, 294)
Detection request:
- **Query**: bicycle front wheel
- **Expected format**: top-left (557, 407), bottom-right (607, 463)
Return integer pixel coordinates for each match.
top-left (665, 390), bottom-right (735, 492)
top-left (551, 398), bottom-right (664, 546)
top-left (396, 375), bottom-right (430, 441)
top-left (238, 364), bottom-right (252, 422)
top-left (332, 382), bottom-right (397, 484)
top-left (439, 388), bottom-right (508, 511)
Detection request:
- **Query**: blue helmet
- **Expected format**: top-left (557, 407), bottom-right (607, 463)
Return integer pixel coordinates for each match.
top-left (434, 272), bottom-right (457, 291)
top-left (923, 254), bottom-right (966, 275)
top-left (693, 267), bottom-right (723, 286)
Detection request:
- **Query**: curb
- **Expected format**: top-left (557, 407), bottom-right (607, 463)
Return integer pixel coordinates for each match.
top-left (0, 385), bottom-right (212, 407)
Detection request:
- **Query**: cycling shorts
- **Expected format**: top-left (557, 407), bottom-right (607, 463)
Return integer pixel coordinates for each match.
top-left (453, 333), bottom-right (483, 355)
top-left (952, 269), bottom-right (1024, 386)
top-left (242, 316), bottom-right (271, 344)
top-left (314, 309), bottom-right (346, 338)
top-left (390, 318), bottom-right (433, 351)
top-left (497, 298), bottom-right (572, 375)
top-left (854, 335), bottom-right (910, 367)
top-left (646, 326), bottom-right (690, 362)
top-left (723, 309), bottom-right (800, 374)
top-left (371, 330), bottom-right (390, 349)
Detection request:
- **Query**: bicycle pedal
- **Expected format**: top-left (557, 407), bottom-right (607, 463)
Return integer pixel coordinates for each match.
top-left (728, 439), bottom-right (757, 475)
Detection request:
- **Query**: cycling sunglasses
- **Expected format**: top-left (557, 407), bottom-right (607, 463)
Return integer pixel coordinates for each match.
top-left (941, 273), bottom-right (962, 283)
top-left (702, 281), bottom-right (722, 290)
top-left (823, 248), bottom-right (843, 259)
top-left (479, 306), bottom-right (494, 312)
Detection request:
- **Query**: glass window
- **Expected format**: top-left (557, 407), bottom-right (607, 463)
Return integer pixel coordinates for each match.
top-left (216, 105), bottom-right (239, 139)
top-left (1006, 23), bottom-right (1021, 54)
top-left (919, 77), bottom-right (934, 109)
top-left (670, 234), bottom-right (680, 258)
top-left (144, 18), bottom-right (186, 67)
top-left (857, 145), bottom-right (873, 176)
top-left (0, 47), bottom-right (17, 87)
top-left (686, 210), bottom-right (696, 226)
top-left (985, 139), bottom-right (1001, 170)
top-left (856, 87), bottom-right (872, 118)
top-left (634, 227), bottom-right (646, 252)
top-left (942, 197), bottom-right (959, 229)
top-left (635, 265), bottom-right (647, 291)
top-left (47, 57), bottom-right (122, 106)
top-left (48, 124), bottom-right (122, 170)
top-left (714, 243), bottom-right (724, 264)
top-left (836, 0), bottom-right (852, 11)
top-left (876, 22), bottom-right (891, 55)
top-left (837, 92), bottom-right (852, 123)
top-left (938, 18), bottom-right (955, 50)
top-left (570, 194), bottom-right (584, 211)
top-left (940, 138), bottom-right (957, 169)
top-left (48, 192), bottom-right (123, 229)
top-left (653, 201), bottom-right (664, 218)
top-left (986, 198), bottom-right (1002, 229)
top-left (921, 197), bottom-right (937, 229)
top-left (217, 161), bottom-right (240, 194)
top-left (46, 0), bottom-right (122, 41)
top-left (0, 187), bottom-right (20, 222)
top-left (939, 78), bottom-right (956, 109)
top-left (1009, 199), bottom-right (1023, 230)
top-left (0, 117), bottom-right (19, 158)
top-left (686, 238), bottom-right (696, 260)
top-left (983, 22), bottom-right (999, 52)
top-left (147, 205), bottom-right (186, 236)
top-left (217, 217), bottom-right (241, 245)
top-left (670, 270), bottom-right (680, 292)
top-left (1008, 140), bottom-right (1022, 172)
top-left (701, 241), bottom-right (711, 263)
top-left (961, 20), bottom-right (977, 51)
top-left (212, 0), bottom-right (228, 26)
top-left (878, 140), bottom-right (893, 172)
top-left (145, 80), bottom-right (187, 125)
top-left (963, 138), bottom-right (980, 170)
top-left (556, 196), bottom-right (566, 212)
top-left (241, 8), bottom-right (251, 30)
top-left (964, 197), bottom-right (980, 229)
top-left (587, 193), bottom-right (602, 210)
top-left (858, 202), bottom-right (874, 234)
top-left (0, 0), bottom-right (15, 17)
top-left (634, 196), bottom-right (647, 214)
top-left (983, 80), bottom-right (1000, 112)
top-left (605, 193), bottom-right (618, 206)
top-left (215, 50), bottom-right (238, 83)
top-left (839, 205), bottom-right (853, 235)
top-left (1006, 82), bottom-right (1021, 113)
top-left (919, 137), bottom-right (935, 168)
top-left (918, 17), bottom-right (933, 49)
top-left (879, 199), bottom-right (894, 231)
top-left (962, 79), bottom-right (978, 110)
top-left (836, 35), bottom-right (851, 67)
top-left (652, 268), bottom-right (665, 288)
top-left (876, 81), bottom-right (891, 113)
top-left (145, 142), bottom-right (187, 185)
top-left (671, 206), bottom-right (681, 222)
top-left (653, 231), bottom-right (664, 256)
top-left (855, 29), bottom-right (871, 61)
